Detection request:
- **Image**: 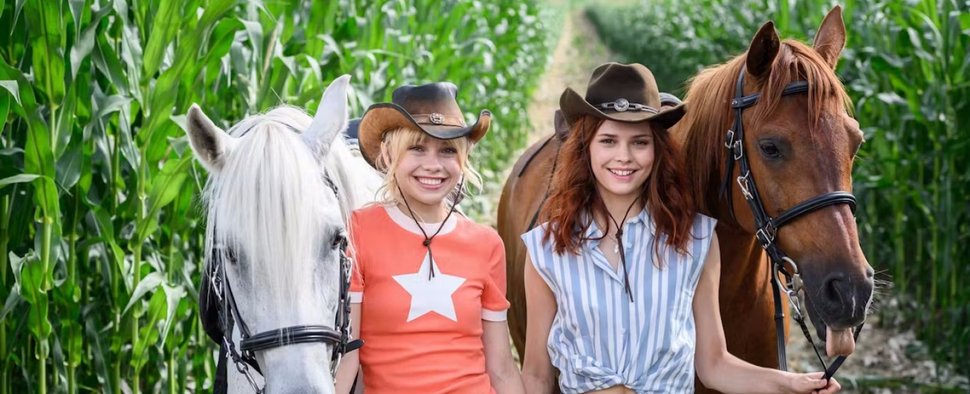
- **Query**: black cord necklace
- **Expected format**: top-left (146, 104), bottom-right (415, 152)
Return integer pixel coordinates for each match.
top-left (605, 197), bottom-right (641, 302)
top-left (396, 176), bottom-right (462, 280)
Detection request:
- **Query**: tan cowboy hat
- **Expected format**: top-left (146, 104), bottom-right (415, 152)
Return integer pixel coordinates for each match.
top-left (560, 62), bottom-right (685, 127)
top-left (358, 82), bottom-right (491, 167)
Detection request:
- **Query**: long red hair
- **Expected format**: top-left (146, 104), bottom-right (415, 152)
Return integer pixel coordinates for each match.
top-left (541, 115), bottom-right (696, 262)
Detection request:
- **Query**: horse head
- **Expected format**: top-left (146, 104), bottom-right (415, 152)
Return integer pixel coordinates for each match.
top-left (678, 6), bottom-right (874, 358)
top-left (187, 76), bottom-right (352, 393)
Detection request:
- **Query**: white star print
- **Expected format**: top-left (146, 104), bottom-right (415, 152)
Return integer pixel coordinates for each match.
top-left (393, 252), bottom-right (465, 322)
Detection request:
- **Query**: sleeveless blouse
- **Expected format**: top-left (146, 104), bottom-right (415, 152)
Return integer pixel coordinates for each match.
top-left (521, 210), bottom-right (716, 393)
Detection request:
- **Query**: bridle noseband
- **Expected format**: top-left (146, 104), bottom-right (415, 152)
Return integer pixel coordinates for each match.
top-left (208, 174), bottom-right (361, 393)
top-left (722, 67), bottom-right (863, 380)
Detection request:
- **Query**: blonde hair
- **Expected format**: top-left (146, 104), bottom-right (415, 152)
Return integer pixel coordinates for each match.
top-left (375, 127), bottom-right (483, 206)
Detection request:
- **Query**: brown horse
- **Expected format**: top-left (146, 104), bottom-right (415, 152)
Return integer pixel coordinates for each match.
top-left (498, 5), bottom-right (873, 387)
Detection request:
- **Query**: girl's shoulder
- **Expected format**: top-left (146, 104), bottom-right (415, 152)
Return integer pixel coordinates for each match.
top-left (691, 213), bottom-right (718, 240)
top-left (349, 203), bottom-right (392, 228)
top-left (454, 214), bottom-right (503, 246)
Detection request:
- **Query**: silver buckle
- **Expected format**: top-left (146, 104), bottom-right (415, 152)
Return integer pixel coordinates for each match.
top-left (732, 140), bottom-right (743, 160)
top-left (429, 112), bottom-right (444, 125)
top-left (736, 171), bottom-right (753, 200)
top-left (756, 221), bottom-right (776, 247)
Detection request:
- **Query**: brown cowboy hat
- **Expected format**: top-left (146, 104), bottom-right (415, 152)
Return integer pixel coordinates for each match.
top-left (358, 82), bottom-right (491, 167)
top-left (560, 62), bottom-right (685, 127)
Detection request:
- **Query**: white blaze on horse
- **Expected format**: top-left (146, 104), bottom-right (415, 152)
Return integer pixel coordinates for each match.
top-left (187, 76), bottom-right (381, 394)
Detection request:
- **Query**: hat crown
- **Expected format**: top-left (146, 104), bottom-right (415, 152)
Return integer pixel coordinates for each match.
top-left (391, 82), bottom-right (465, 122)
top-left (584, 63), bottom-right (662, 110)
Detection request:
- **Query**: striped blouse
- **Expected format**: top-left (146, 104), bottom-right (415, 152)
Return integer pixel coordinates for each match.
top-left (521, 209), bottom-right (717, 393)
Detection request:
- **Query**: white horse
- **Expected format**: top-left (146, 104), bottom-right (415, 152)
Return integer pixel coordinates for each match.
top-left (187, 76), bottom-right (382, 393)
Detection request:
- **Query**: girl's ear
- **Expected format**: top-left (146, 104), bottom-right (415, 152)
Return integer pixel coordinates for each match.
top-left (379, 143), bottom-right (392, 171)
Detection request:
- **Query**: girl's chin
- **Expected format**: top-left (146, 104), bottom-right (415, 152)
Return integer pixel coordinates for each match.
top-left (401, 187), bottom-right (451, 206)
top-left (599, 182), bottom-right (644, 198)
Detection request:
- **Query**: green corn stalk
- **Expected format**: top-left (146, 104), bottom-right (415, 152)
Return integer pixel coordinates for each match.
top-left (0, 0), bottom-right (552, 390)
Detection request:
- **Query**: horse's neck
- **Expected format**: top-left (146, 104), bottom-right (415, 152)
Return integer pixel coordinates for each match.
top-left (324, 138), bottom-right (382, 221)
top-left (714, 221), bottom-right (771, 299)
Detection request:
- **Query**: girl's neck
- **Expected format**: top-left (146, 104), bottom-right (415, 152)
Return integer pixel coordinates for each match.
top-left (396, 199), bottom-right (448, 223)
top-left (595, 189), bottom-right (644, 234)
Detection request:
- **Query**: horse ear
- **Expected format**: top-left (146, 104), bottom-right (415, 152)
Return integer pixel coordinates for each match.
top-left (304, 75), bottom-right (351, 158)
top-left (746, 21), bottom-right (780, 80)
top-left (186, 104), bottom-right (236, 172)
top-left (813, 5), bottom-right (846, 69)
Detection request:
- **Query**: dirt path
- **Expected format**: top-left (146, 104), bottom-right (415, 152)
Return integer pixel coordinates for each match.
top-left (477, 7), bottom-right (613, 226)
top-left (525, 9), bottom-right (614, 143)
top-left (786, 301), bottom-right (967, 392)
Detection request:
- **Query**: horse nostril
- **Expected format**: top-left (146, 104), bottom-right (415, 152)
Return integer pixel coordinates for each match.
top-left (822, 272), bottom-right (850, 306)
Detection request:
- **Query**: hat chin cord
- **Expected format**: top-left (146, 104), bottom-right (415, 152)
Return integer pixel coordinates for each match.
top-left (394, 175), bottom-right (464, 280)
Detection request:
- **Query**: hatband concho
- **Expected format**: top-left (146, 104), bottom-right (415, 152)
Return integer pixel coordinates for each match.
top-left (597, 98), bottom-right (658, 113)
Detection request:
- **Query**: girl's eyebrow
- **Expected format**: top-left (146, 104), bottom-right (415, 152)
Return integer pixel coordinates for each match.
top-left (597, 133), bottom-right (652, 139)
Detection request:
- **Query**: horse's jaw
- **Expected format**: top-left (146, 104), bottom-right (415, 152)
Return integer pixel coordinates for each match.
top-left (259, 343), bottom-right (336, 394)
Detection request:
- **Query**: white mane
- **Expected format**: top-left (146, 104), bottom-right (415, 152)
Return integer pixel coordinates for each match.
top-left (201, 106), bottom-right (381, 320)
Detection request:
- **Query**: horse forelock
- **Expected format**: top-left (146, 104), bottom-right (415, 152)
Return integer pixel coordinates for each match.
top-left (203, 107), bottom-right (341, 324)
top-left (677, 39), bottom-right (851, 215)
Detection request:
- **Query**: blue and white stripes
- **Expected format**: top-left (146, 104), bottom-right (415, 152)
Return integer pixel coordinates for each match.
top-left (522, 210), bottom-right (717, 393)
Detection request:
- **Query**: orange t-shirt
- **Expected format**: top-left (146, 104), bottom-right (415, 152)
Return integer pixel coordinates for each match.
top-left (348, 204), bottom-right (510, 394)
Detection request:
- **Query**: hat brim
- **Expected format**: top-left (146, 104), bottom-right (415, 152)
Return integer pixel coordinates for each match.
top-left (358, 103), bottom-right (491, 168)
top-left (559, 88), bottom-right (685, 128)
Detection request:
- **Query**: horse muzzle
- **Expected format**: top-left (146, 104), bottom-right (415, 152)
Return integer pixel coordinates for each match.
top-left (805, 265), bottom-right (874, 356)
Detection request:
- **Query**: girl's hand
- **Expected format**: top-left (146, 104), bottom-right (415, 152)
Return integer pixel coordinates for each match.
top-left (786, 372), bottom-right (841, 394)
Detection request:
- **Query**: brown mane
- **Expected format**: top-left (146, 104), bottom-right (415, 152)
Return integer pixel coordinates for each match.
top-left (677, 39), bottom-right (852, 216)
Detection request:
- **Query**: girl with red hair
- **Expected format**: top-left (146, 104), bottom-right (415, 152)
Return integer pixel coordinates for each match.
top-left (520, 63), bottom-right (841, 394)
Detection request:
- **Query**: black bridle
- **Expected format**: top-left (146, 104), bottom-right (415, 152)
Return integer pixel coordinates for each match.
top-left (723, 67), bottom-right (862, 380)
top-left (207, 175), bottom-right (362, 393)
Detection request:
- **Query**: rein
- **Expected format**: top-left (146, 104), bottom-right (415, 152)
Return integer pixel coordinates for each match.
top-left (721, 66), bottom-right (862, 380)
top-left (208, 172), bottom-right (362, 393)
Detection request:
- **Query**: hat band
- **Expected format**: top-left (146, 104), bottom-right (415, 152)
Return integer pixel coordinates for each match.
top-left (411, 113), bottom-right (466, 128)
top-left (597, 98), bottom-right (658, 114)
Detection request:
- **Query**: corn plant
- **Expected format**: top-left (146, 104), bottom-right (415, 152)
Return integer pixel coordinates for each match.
top-left (0, 0), bottom-right (550, 392)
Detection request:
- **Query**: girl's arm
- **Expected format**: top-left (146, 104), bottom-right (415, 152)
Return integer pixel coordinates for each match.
top-left (483, 320), bottom-right (525, 393)
top-left (693, 234), bottom-right (841, 394)
top-left (521, 254), bottom-right (558, 394)
top-left (335, 304), bottom-right (362, 394)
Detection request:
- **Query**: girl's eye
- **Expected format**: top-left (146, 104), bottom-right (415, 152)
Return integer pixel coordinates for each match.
top-left (599, 138), bottom-right (615, 144)
top-left (441, 147), bottom-right (458, 154)
top-left (634, 140), bottom-right (651, 146)
top-left (408, 145), bottom-right (424, 152)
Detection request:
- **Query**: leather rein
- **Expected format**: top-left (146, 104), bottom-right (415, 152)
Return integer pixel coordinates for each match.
top-left (721, 66), bottom-right (862, 380)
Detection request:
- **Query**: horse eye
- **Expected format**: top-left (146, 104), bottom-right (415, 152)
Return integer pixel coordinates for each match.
top-left (331, 232), bottom-right (347, 250)
top-left (224, 247), bottom-right (239, 265)
top-left (759, 141), bottom-right (781, 159)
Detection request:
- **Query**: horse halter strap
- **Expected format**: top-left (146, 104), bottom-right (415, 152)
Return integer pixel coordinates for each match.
top-left (722, 67), bottom-right (862, 380)
top-left (209, 174), bottom-right (362, 393)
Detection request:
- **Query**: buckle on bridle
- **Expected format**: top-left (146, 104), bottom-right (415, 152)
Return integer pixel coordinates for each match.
top-left (737, 171), bottom-right (753, 200)
top-left (724, 129), bottom-right (736, 149)
top-left (756, 220), bottom-right (776, 247)
top-left (732, 140), bottom-right (744, 160)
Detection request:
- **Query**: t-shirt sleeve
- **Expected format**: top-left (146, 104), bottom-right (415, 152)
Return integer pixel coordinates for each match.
top-left (348, 211), bottom-right (364, 303)
top-left (481, 233), bottom-right (511, 321)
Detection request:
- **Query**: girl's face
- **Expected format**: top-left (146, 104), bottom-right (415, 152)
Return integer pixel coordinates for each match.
top-left (392, 136), bottom-right (462, 209)
top-left (589, 119), bottom-right (655, 200)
